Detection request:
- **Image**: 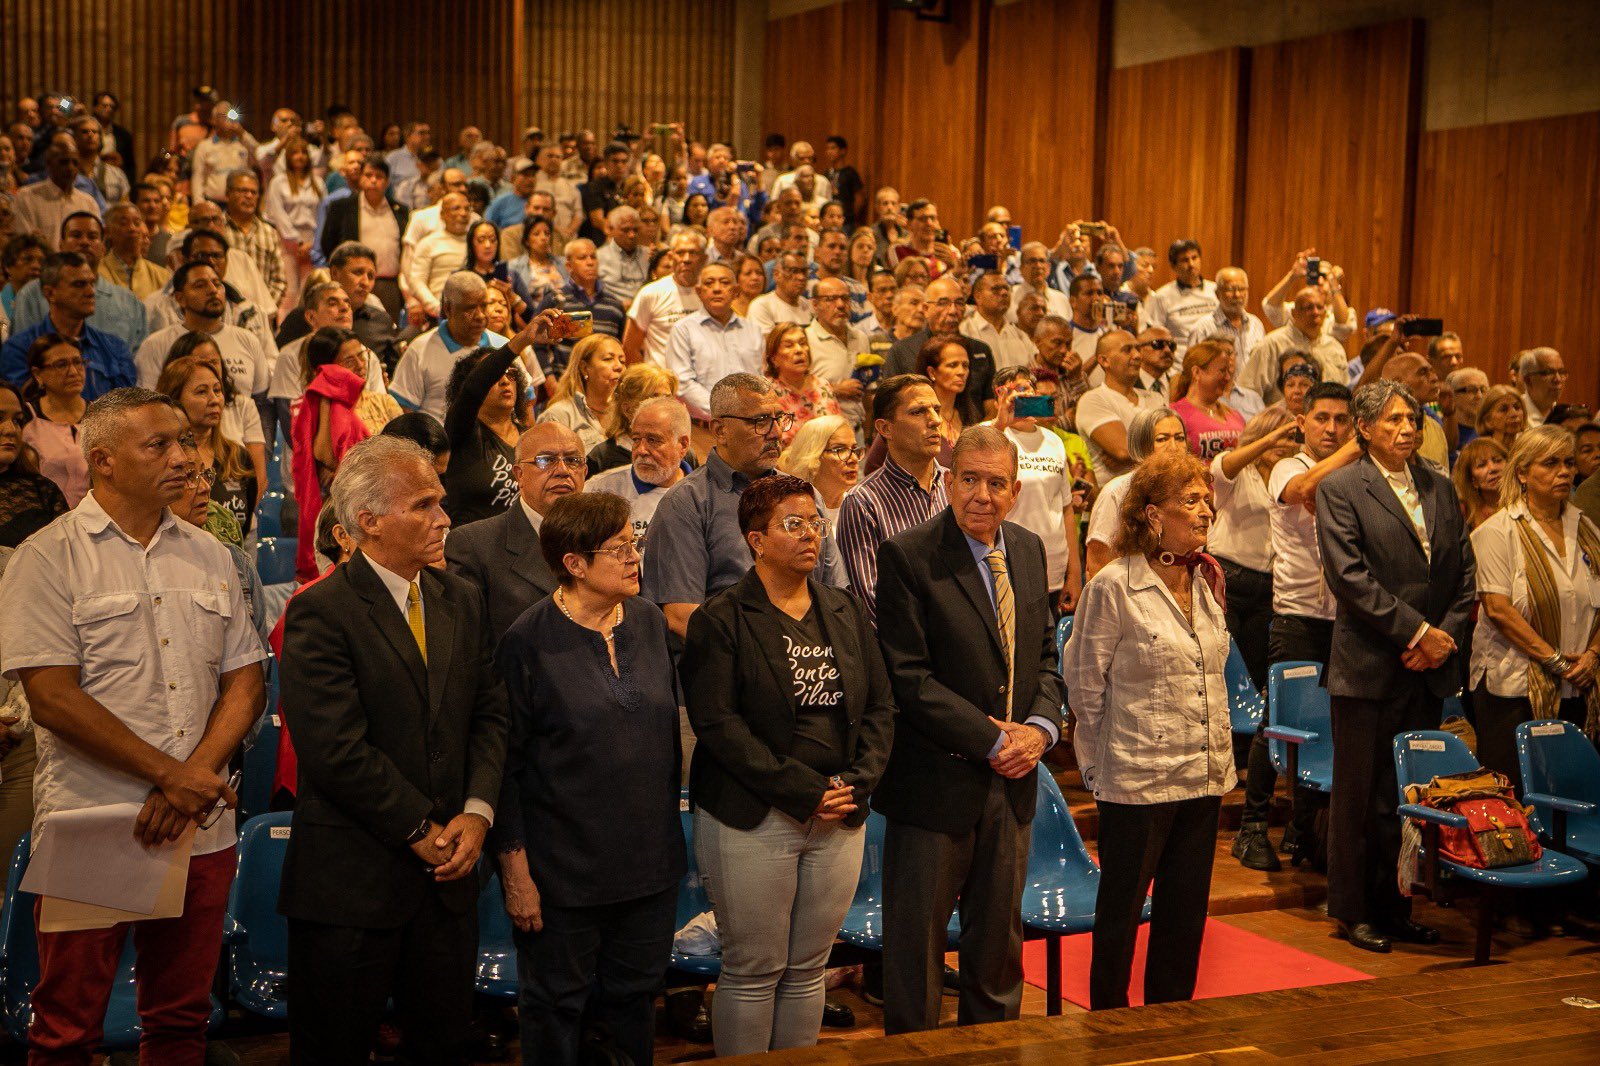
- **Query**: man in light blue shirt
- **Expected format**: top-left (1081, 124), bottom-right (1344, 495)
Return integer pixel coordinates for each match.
top-left (9, 212), bottom-right (147, 352)
top-left (484, 162), bottom-right (536, 230)
top-left (384, 121), bottom-right (430, 190)
top-left (662, 263), bottom-right (763, 418)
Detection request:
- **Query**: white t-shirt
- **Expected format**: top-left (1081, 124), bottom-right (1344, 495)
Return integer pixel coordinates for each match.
top-left (390, 326), bottom-right (516, 422)
top-left (586, 464), bottom-right (677, 542)
top-left (628, 275), bottom-right (701, 367)
top-left (1075, 384), bottom-right (1162, 486)
top-left (1002, 425), bottom-right (1072, 588)
top-left (1086, 472), bottom-right (1131, 550)
top-left (1267, 452), bottom-right (1335, 619)
top-left (221, 395), bottom-right (264, 447)
top-left (747, 292), bottom-right (813, 340)
top-left (135, 322), bottom-right (270, 400)
top-left (1208, 452), bottom-right (1273, 572)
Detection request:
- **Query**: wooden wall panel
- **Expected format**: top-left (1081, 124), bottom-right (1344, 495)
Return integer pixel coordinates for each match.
top-left (762, 0), bottom-right (884, 190)
top-left (980, 0), bottom-right (1102, 243)
top-left (1103, 48), bottom-right (1245, 288)
top-left (1410, 112), bottom-right (1600, 405)
top-left (1241, 19), bottom-right (1423, 326)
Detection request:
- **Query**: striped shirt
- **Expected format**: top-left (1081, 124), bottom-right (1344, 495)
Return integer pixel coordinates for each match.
top-left (836, 456), bottom-right (948, 624)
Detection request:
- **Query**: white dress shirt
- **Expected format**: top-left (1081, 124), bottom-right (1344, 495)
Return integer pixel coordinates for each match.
top-left (663, 311), bottom-right (764, 416)
top-left (961, 311), bottom-right (1037, 373)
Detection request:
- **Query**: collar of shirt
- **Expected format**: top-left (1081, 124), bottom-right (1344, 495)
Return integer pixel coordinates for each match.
top-left (1176, 277), bottom-right (1203, 291)
top-left (883, 455), bottom-right (945, 495)
top-left (520, 497), bottom-right (543, 535)
top-left (629, 461), bottom-right (692, 496)
top-left (439, 327), bottom-right (490, 354)
top-left (1377, 459), bottom-right (1415, 493)
top-left (705, 448), bottom-right (769, 492)
top-left (565, 279), bottom-right (607, 303)
top-left (694, 310), bottom-right (747, 332)
top-left (363, 552), bottom-right (423, 618)
top-left (1069, 319), bottom-right (1102, 333)
top-left (76, 490), bottom-right (181, 545)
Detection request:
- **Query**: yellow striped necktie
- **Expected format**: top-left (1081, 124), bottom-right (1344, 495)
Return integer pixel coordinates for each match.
top-left (406, 581), bottom-right (427, 665)
top-left (985, 548), bottom-right (1015, 721)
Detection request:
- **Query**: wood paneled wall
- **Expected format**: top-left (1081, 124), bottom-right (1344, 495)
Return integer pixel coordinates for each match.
top-left (1411, 113), bottom-right (1600, 404)
top-left (761, 0), bottom-right (884, 183)
top-left (1104, 49), bottom-right (1245, 289)
top-left (1, 0), bottom-right (734, 175)
top-left (1241, 20), bottom-right (1423, 327)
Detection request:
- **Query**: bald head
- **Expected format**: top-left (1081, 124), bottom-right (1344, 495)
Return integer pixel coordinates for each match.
top-left (514, 422), bottom-right (586, 513)
top-left (1382, 352), bottom-right (1439, 405)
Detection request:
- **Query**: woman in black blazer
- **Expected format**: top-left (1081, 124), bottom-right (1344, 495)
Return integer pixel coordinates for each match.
top-left (681, 473), bottom-right (896, 1057)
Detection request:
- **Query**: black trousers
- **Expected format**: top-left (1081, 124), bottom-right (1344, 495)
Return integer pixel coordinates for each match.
top-left (1327, 687), bottom-right (1440, 926)
top-left (1217, 558), bottom-right (1273, 690)
top-left (512, 884), bottom-right (677, 1066)
top-left (1091, 796), bottom-right (1221, 1010)
top-left (287, 891), bottom-right (477, 1065)
top-left (1472, 686), bottom-right (1587, 794)
top-left (1241, 614), bottom-right (1334, 826)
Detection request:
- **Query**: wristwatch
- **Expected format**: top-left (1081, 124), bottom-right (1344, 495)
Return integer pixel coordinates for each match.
top-left (404, 818), bottom-right (430, 846)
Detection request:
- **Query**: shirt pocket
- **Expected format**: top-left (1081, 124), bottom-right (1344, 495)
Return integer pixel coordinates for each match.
top-left (189, 590), bottom-right (234, 661)
top-left (70, 593), bottom-right (143, 669)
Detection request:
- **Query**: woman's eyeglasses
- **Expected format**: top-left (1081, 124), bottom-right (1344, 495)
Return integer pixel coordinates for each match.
top-left (772, 515), bottom-right (830, 538)
top-left (588, 541), bottom-right (641, 562)
top-left (185, 466), bottom-right (217, 489)
top-left (39, 358), bottom-right (85, 373)
top-left (823, 445), bottom-right (864, 461)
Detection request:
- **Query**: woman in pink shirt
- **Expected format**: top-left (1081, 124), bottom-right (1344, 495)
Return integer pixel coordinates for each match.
top-left (20, 333), bottom-right (89, 506)
top-left (1171, 339), bottom-right (1245, 462)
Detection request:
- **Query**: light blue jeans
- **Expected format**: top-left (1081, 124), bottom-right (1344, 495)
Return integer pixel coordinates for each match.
top-left (694, 806), bottom-right (864, 1057)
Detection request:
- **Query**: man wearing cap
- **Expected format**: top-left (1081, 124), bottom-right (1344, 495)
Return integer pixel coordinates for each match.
top-left (484, 160), bottom-right (538, 230)
top-left (1144, 238), bottom-right (1217, 355)
top-left (507, 126), bottom-right (543, 175)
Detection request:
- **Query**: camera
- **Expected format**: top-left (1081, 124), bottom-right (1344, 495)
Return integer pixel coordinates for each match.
top-left (1305, 256), bottom-right (1321, 287)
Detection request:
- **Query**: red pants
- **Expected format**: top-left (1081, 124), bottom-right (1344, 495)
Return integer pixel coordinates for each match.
top-left (28, 846), bottom-right (235, 1066)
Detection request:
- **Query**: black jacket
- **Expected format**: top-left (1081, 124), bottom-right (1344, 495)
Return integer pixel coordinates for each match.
top-left (443, 502), bottom-right (557, 642)
top-left (277, 553), bottom-right (508, 928)
top-left (872, 509), bottom-right (1065, 833)
top-left (681, 569), bottom-right (896, 829)
top-left (319, 193), bottom-right (410, 267)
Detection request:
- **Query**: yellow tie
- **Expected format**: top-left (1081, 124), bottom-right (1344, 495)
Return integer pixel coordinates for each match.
top-left (985, 548), bottom-right (1015, 721)
top-left (406, 581), bottom-right (427, 665)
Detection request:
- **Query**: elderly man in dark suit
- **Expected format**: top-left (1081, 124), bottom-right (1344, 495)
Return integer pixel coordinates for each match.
top-left (1317, 378), bottom-right (1475, 954)
top-left (873, 425), bottom-right (1066, 1033)
top-left (444, 421), bottom-right (585, 640)
top-left (278, 435), bottom-right (508, 1063)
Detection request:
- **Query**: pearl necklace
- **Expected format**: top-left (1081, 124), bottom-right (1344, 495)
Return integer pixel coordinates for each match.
top-left (555, 588), bottom-right (622, 643)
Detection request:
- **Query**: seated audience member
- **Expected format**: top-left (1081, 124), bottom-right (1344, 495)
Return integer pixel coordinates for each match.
top-left (276, 435), bottom-right (506, 1064)
top-left (1513, 348), bottom-right (1565, 429)
top-left (729, 252), bottom-right (767, 319)
top-left (1476, 384), bottom-right (1526, 453)
top-left (290, 326), bottom-right (382, 579)
top-left (662, 262), bottom-right (764, 420)
top-left (20, 332), bottom-right (89, 505)
top-left (1576, 421), bottom-right (1600, 485)
top-left (173, 434), bottom-right (270, 645)
top-left (1084, 406), bottom-right (1190, 579)
top-left (1469, 425), bottom-right (1600, 790)
top-left (1065, 450), bottom-right (1232, 1010)
top-left (0, 387), bottom-right (264, 1064)
top-left (778, 413), bottom-right (860, 527)
top-left (884, 275), bottom-right (995, 420)
top-left (506, 214), bottom-right (567, 307)
top-left (596, 205), bottom-right (650, 309)
top-left (538, 333), bottom-right (625, 454)
top-left (1206, 407), bottom-right (1301, 687)
top-left (960, 271), bottom-right (1034, 373)
top-left (441, 323), bottom-right (546, 526)
top-left (532, 239), bottom-right (627, 375)
top-left (392, 271), bottom-right (527, 422)
top-left (1240, 286), bottom-right (1346, 402)
top-left (1143, 239), bottom-right (1217, 353)
top-left (748, 252), bottom-right (814, 340)
top-left (587, 396), bottom-right (692, 539)
top-left (2, 248), bottom-right (136, 399)
top-left (991, 366), bottom-right (1082, 612)
top-left (1, 234), bottom-right (48, 322)
top-left (157, 353), bottom-right (258, 537)
top-left (624, 228), bottom-right (705, 365)
top-left (1170, 339), bottom-right (1245, 460)
top-left (681, 473), bottom-right (895, 1057)
top-left (1075, 330), bottom-right (1162, 486)
top-left (0, 379), bottom-right (67, 545)
top-left (764, 322), bottom-right (841, 446)
top-left (493, 492), bottom-right (685, 1066)
top-left (405, 191), bottom-right (471, 320)
top-left (586, 362), bottom-right (679, 476)
top-left (100, 202), bottom-right (172, 300)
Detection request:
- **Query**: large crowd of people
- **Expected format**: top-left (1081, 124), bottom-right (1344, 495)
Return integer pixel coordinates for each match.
top-left (0, 85), bottom-right (1597, 1065)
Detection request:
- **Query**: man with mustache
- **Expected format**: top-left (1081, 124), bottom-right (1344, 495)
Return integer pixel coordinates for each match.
top-left (585, 396), bottom-right (692, 541)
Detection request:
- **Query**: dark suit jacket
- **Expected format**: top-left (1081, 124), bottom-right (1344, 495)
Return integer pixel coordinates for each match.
top-left (319, 194), bottom-right (411, 267)
top-left (277, 552), bottom-right (508, 928)
top-left (884, 329), bottom-right (995, 424)
top-left (872, 509), bottom-right (1065, 833)
top-left (443, 503), bottom-right (557, 642)
top-left (1316, 455), bottom-right (1476, 700)
top-left (681, 570), bottom-right (897, 829)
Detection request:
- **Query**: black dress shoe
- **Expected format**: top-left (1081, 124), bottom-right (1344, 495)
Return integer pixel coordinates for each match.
top-left (942, 963), bottom-right (960, 996)
top-left (821, 998), bottom-right (856, 1028)
top-left (663, 988), bottom-right (713, 1043)
top-left (1337, 921), bottom-right (1392, 953)
top-left (860, 959), bottom-right (884, 1006)
top-left (1232, 823), bottom-right (1282, 872)
top-left (1382, 918), bottom-right (1440, 944)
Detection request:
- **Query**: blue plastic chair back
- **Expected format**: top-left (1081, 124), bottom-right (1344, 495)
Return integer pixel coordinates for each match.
top-left (255, 537), bottom-right (298, 586)
top-left (1224, 639), bottom-right (1264, 734)
top-left (1392, 730), bottom-right (1479, 798)
top-left (1267, 661), bottom-right (1334, 791)
top-left (476, 868), bottom-right (517, 999)
top-left (225, 813), bottom-right (292, 1019)
top-left (1517, 719), bottom-right (1600, 851)
top-left (838, 812), bottom-right (888, 948)
top-left (254, 489), bottom-right (288, 539)
top-left (670, 794), bottom-right (720, 976)
top-left (238, 659), bottom-right (281, 823)
top-left (1055, 614), bottom-right (1073, 662)
top-left (266, 430), bottom-right (286, 492)
top-left (1440, 694), bottom-right (1464, 722)
top-left (1021, 772), bottom-right (1138, 934)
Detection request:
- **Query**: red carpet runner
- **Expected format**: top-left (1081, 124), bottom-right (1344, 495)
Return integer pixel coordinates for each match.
top-left (1021, 918), bottom-right (1371, 1008)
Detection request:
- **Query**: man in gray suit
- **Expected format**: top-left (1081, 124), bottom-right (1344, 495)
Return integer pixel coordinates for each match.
top-left (444, 422), bottom-right (586, 640)
top-left (1316, 378), bottom-right (1475, 954)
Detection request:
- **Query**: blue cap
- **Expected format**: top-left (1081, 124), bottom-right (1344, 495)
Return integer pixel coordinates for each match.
top-left (1365, 308), bottom-right (1397, 330)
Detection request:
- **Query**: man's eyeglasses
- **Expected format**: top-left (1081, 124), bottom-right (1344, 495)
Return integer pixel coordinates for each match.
top-left (721, 411), bottom-right (794, 436)
top-left (772, 515), bottom-right (830, 538)
top-left (521, 454), bottom-right (586, 471)
top-left (1139, 339), bottom-right (1176, 353)
top-left (812, 294), bottom-right (849, 304)
top-left (928, 297), bottom-right (964, 310)
top-left (1453, 384), bottom-right (1488, 396)
top-left (587, 541), bottom-right (641, 562)
top-left (823, 444), bottom-right (864, 461)
top-left (1526, 368), bottom-right (1568, 379)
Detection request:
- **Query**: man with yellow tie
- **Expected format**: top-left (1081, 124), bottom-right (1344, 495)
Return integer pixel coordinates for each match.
top-left (277, 434), bottom-right (509, 1063)
top-left (872, 425), bottom-right (1066, 1034)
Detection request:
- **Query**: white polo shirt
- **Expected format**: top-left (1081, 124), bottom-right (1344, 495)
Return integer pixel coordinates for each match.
top-left (1268, 452), bottom-right (1335, 619)
top-left (389, 325), bottom-right (515, 422)
top-left (960, 312), bottom-right (1036, 373)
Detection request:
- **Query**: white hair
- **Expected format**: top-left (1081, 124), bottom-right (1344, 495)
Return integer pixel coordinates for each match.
top-left (331, 436), bottom-right (432, 541)
top-left (632, 395), bottom-right (690, 439)
top-left (439, 271), bottom-right (486, 314)
top-left (1515, 347), bottom-right (1560, 378)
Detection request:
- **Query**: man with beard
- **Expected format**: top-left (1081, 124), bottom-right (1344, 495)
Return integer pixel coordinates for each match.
top-left (585, 397), bottom-right (692, 539)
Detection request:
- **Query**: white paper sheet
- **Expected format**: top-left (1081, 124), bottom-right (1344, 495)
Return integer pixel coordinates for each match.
top-left (19, 803), bottom-right (192, 915)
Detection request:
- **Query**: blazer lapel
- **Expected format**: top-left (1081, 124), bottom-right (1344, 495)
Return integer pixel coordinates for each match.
top-left (350, 553), bottom-right (426, 698)
top-left (504, 506), bottom-right (557, 595)
top-left (421, 570), bottom-right (455, 721)
top-left (938, 514), bottom-right (1004, 658)
top-left (1360, 459), bottom-right (1425, 556)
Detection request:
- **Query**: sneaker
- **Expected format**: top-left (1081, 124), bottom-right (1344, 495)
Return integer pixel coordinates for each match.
top-left (1232, 822), bottom-right (1282, 872)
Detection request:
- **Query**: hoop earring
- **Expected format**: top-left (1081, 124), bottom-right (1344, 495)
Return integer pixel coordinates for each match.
top-left (1157, 550), bottom-right (1177, 566)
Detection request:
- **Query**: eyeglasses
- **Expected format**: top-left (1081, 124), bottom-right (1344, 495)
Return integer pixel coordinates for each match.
top-left (929, 297), bottom-right (964, 310)
top-left (1526, 368), bottom-right (1568, 379)
top-left (587, 540), bottom-right (641, 562)
top-left (522, 454), bottom-right (586, 471)
top-left (811, 294), bottom-right (849, 304)
top-left (1453, 384), bottom-right (1488, 396)
top-left (185, 466), bottom-right (217, 489)
top-left (772, 515), bottom-right (830, 538)
top-left (199, 771), bottom-right (243, 829)
top-left (720, 411), bottom-right (794, 436)
top-left (823, 444), bottom-right (864, 461)
top-left (1139, 339), bottom-right (1176, 353)
top-left (39, 358), bottom-right (85, 372)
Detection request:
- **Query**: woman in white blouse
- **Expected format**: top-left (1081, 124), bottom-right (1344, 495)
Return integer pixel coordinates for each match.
top-left (1063, 449), bottom-right (1234, 1010)
top-left (1207, 406), bottom-right (1301, 689)
top-left (406, 192), bottom-right (471, 320)
top-left (263, 137), bottom-right (324, 312)
top-left (1469, 425), bottom-right (1600, 790)
top-left (1084, 406), bottom-right (1189, 580)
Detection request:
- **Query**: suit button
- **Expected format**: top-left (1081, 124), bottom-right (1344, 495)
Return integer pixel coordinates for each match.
top-left (998, 683), bottom-right (1008, 694)
top-left (430, 750), bottom-right (443, 763)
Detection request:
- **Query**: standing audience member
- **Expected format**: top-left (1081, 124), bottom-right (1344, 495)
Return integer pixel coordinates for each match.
top-left (764, 323), bottom-right (841, 445)
top-left (264, 137), bottom-right (325, 311)
top-left (539, 333), bottom-right (624, 454)
top-left (19, 332), bottom-right (90, 505)
top-left (803, 276), bottom-right (869, 430)
top-left (778, 414), bottom-right (860, 526)
top-left (533, 239), bottom-right (627, 374)
top-left (406, 192), bottom-right (471, 321)
top-left (884, 275), bottom-right (995, 421)
top-left (1316, 379), bottom-right (1475, 954)
top-left (1189, 267), bottom-right (1264, 373)
top-left (1516, 348), bottom-right (1566, 428)
top-left (960, 271), bottom-right (1035, 373)
top-left (391, 271), bottom-right (523, 422)
top-left (991, 366), bottom-right (1082, 612)
top-left (596, 206), bottom-right (650, 309)
top-left (1171, 339), bottom-right (1245, 460)
top-left (1083, 407), bottom-right (1189, 579)
top-left (2, 249), bottom-right (136, 399)
top-left (748, 253), bottom-right (814, 340)
top-left (1075, 330), bottom-right (1162, 486)
top-left (1468, 426), bottom-right (1600, 789)
top-left (156, 354), bottom-right (257, 538)
top-left (1446, 367), bottom-right (1490, 448)
top-left (0, 387), bottom-right (265, 1063)
top-left (1452, 436), bottom-right (1509, 530)
top-left (99, 202), bottom-right (171, 300)
top-left (624, 228), bottom-right (705, 365)
top-left (441, 322), bottom-right (544, 526)
top-left (0, 544), bottom-right (32, 867)
top-left (1065, 450), bottom-right (1233, 1009)
top-left (289, 326), bottom-right (374, 579)
top-left (1241, 287), bottom-right (1345, 402)
top-left (585, 362), bottom-right (679, 475)
top-left (11, 211), bottom-right (151, 355)
top-left (11, 138), bottom-right (99, 251)
top-left (0, 380), bottom-right (67, 545)
top-left (1143, 239), bottom-right (1217, 353)
top-left (278, 435), bottom-right (507, 1063)
top-left (222, 169), bottom-right (288, 316)
top-left (682, 474), bottom-right (896, 1056)
top-left (662, 263), bottom-right (765, 420)
top-left (1476, 384), bottom-right (1526, 453)
top-left (586, 396), bottom-right (692, 538)
top-left (494, 492), bottom-right (685, 1066)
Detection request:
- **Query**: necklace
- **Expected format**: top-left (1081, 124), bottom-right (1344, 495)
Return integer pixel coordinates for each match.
top-left (555, 587), bottom-right (622, 643)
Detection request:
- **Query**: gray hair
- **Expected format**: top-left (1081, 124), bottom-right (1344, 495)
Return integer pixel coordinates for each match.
top-left (80, 388), bottom-right (180, 463)
top-left (104, 201), bottom-right (142, 226)
top-left (224, 168), bottom-right (258, 192)
top-left (1033, 313), bottom-right (1071, 342)
top-left (951, 424), bottom-right (1018, 477)
top-left (1128, 405), bottom-right (1180, 462)
top-left (1500, 424), bottom-right (1576, 509)
top-left (1445, 366), bottom-right (1488, 391)
top-left (606, 205), bottom-right (640, 229)
top-left (564, 238), bottom-right (597, 258)
top-left (1515, 347), bottom-right (1561, 378)
top-left (668, 228), bottom-right (708, 252)
top-left (439, 271), bottom-right (486, 314)
top-left (1350, 379), bottom-right (1421, 450)
top-left (468, 140), bottom-right (499, 164)
top-left (1131, 246), bottom-right (1156, 261)
top-left (709, 373), bottom-right (774, 416)
top-left (633, 395), bottom-right (690, 439)
top-left (331, 436), bottom-right (433, 541)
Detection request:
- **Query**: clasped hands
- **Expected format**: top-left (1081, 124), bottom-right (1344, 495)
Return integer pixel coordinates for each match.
top-left (989, 718), bottom-right (1048, 779)
top-left (1401, 625), bottom-right (1456, 672)
top-left (409, 812), bottom-right (491, 882)
top-left (135, 758), bottom-right (237, 847)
